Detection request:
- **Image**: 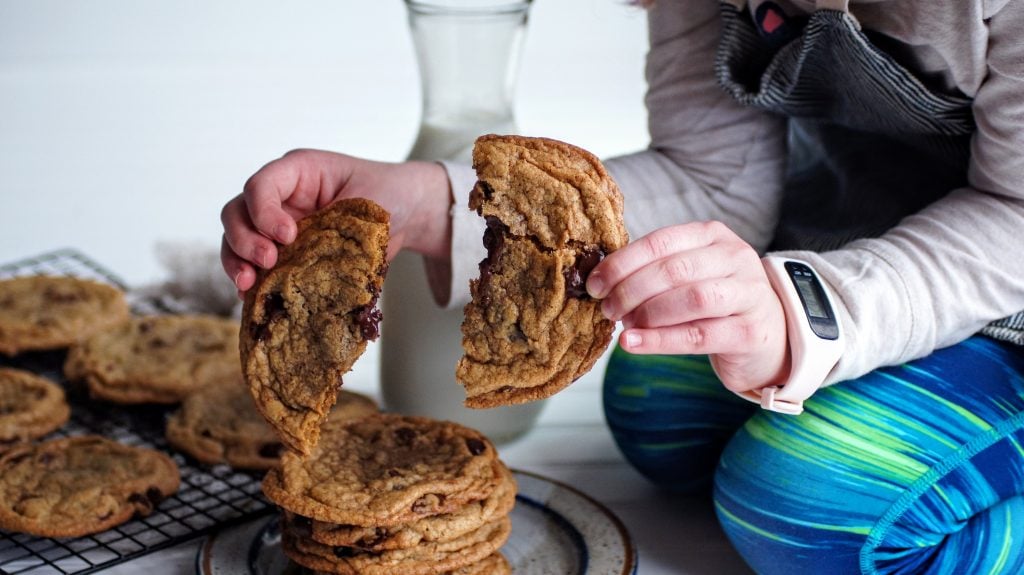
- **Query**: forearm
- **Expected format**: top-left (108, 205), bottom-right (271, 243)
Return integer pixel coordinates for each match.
top-left (783, 188), bottom-right (1024, 384)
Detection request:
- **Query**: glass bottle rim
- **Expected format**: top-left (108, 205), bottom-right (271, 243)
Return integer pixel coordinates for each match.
top-left (404, 0), bottom-right (532, 16)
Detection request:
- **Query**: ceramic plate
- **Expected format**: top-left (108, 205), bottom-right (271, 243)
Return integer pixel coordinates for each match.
top-left (196, 469), bottom-right (637, 575)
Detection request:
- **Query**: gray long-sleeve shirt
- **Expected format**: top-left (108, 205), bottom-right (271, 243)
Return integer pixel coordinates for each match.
top-left (442, 0), bottom-right (1024, 385)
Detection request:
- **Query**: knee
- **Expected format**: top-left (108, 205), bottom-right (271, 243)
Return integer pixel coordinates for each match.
top-left (602, 348), bottom-right (755, 494)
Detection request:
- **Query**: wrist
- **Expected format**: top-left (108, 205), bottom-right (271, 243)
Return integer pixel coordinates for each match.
top-left (401, 160), bottom-right (453, 260)
top-left (737, 257), bottom-right (844, 415)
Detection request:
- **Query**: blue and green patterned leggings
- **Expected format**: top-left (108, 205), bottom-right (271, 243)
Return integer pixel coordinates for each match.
top-left (603, 335), bottom-right (1024, 574)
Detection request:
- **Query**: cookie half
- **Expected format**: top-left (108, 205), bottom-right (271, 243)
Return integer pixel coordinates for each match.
top-left (457, 135), bottom-right (629, 407)
top-left (240, 198), bottom-right (389, 455)
top-left (261, 413), bottom-right (500, 527)
top-left (0, 275), bottom-right (130, 356)
top-left (166, 381), bottom-right (378, 471)
top-left (64, 314), bottom-right (241, 404)
top-left (0, 435), bottom-right (180, 537)
top-left (0, 368), bottom-right (71, 452)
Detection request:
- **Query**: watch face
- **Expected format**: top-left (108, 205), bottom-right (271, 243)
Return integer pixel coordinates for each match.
top-left (784, 262), bottom-right (839, 340)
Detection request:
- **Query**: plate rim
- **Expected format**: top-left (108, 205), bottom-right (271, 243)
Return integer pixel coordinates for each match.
top-left (196, 468), bottom-right (638, 575)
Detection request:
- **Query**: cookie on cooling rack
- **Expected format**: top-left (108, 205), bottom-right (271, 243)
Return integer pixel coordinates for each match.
top-left (64, 314), bottom-right (241, 404)
top-left (240, 198), bottom-right (389, 455)
top-left (0, 275), bottom-right (130, 356)
top-left (0, 368), bottom-right (70, 452)
top-left (0, 435), bottom-right (180, 537)
top-left (456, 134), bottom-right (629, 408)
top-left (166, 381), bottom-right (378, 471)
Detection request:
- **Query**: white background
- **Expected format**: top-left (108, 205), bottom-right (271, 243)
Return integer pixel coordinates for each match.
top-left (0, 0), bottom-right (649, 286)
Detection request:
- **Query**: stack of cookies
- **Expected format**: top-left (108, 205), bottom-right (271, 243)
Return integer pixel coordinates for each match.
top-left (262, 413), bottom-right (515, 575)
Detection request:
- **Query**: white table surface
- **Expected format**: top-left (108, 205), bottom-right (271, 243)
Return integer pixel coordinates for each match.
top-left (0, 2), bottom-right (752, 573)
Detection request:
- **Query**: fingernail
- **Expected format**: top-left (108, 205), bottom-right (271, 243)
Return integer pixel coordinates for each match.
top-left (601, 299), bottom-right (617, 320)
top-left (233, 271), bottom-right (243, 289)
top-left (624, 331), bottom-right (642, 349)
top-left (252, 246), bottom-right (268, 268)
top-left (274, 224), bottom-right (295, 244)
top-left (587, 272), bottom-right (605, 298)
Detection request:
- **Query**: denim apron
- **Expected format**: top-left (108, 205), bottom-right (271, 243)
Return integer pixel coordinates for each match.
top-left (714, 0), bottom-right (1024, 342)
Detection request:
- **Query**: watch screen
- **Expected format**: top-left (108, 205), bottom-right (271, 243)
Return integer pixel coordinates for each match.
top-left (794, 275), bottom-right (828, 319)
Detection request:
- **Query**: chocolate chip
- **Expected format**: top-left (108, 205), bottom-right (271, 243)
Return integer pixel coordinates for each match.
top-left (252, 292), bottom-right (287, 341)
top-left (43, 286), bottom-right (83, 303)
top-left (394, 427), bottom-right (416, 446)
top-left (564, 247), bottom-right (605, 299)
top-left (333, 546), bottom-right (357, 558)
top-left (259, 443), bottom-right (283, 458)
top-left (359, 527), bottom-right (388, 548)
top-left (128, 492), bottom-right (154, 514)
top-left (465, 438), bottom-right (487, 456)
top-left (145, 487), bottom-right (164, 505)
top-left (479, 181), bottom-right (495, 201)
top-left (355, 294), bottom-right (382, 341)
top-left (38, 453), bottom-right (55, 465)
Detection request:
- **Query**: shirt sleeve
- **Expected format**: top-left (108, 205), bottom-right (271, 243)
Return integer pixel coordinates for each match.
top-left (603, 0), bottom-right (787, 251)
top-left (783, 0), bottom-right (1024, 384)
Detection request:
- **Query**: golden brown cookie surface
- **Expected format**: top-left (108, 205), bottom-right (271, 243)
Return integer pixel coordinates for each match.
top-left (64, 314), bottom-right (241, 404)
top-left (0, 275), bottom-right (130, 356)
top-left (166, 381), bottom-right (378, 471)
top-left (293, 463), bottom-right (516, 551)
top-left (0, 368), bottom-right (70, 452)
top-left (283, 516), bottom-right (511, 575)
top-left (457, 135), bottom-right (628, 407)
top-left (261, 413), bottom-right (500, 527)
top-left (0, 435), bottom-right (180, 537)
top-left (240, 198), bottom-right (389, 455)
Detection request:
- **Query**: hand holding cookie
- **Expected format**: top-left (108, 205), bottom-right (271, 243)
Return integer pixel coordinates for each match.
top-left (220, 149), bottom-right (451, 294)
top-left (587, 220), bottom-right (790, 394)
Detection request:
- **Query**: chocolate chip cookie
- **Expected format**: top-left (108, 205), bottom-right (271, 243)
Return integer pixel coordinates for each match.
top-left (282, 515), bottom-right (511, 575)
top-left (292, 463), bottom-right (516, 551)
top-left (240, 198), bottom-right (389, 455)
top-left (63, 314), bottom-right (241, 404)
top-left (0, 368), bottom-right (71, 453)
top-left (457, 135), bottom-right (629, 407)
top-left (305, 553), bottom-right (510, 575)
top-left (0, 275), bottom-right (130, 356)
top-left (166, 380), bottom-right (378, 471)
top-left (0, 435), bottom-right (180, 537)
top-left (261, 413), bottom-right (500, 527)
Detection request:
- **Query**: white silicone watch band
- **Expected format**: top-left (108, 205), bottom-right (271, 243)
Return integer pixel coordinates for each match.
top-left (738, 257), bottom-right (843, 415)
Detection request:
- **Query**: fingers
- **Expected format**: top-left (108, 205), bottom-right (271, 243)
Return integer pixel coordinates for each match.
top-left (220, 195), bottom-right (280, 275)
top-left (618, 315), bottom-right (763, 356)
top-left (587, 221), bottom-right (732, 299)
top-left (618, 277), bottom-right (759, 329)
top-left (220, 235), bottom-right (256, 294)
top-left (600, 242), bottom-right (740, 321)
top-left (241, 158), bottom-right (305, 245)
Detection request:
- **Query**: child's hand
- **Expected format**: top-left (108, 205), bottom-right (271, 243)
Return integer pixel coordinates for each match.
top-left (586, 221), bottom-right (789, 393)
top-left (220, 149), bottom-right (450, 293)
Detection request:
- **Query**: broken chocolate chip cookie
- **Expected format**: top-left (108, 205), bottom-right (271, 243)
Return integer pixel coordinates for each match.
top-left (457, 135), bottom-right (629, 408)
top-left (240, 198), bottom-right (389, 455)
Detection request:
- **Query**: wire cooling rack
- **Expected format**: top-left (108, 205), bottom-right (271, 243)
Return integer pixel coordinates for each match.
top-left (0, 249), bottom-right (274, 575)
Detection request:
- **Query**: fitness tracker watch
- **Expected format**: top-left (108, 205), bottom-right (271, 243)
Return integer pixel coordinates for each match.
top-left (738, 257), bottom-right (843, 415)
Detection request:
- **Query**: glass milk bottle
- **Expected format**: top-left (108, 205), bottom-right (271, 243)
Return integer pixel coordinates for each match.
top-left (380, 0), bottom-right (544, 443)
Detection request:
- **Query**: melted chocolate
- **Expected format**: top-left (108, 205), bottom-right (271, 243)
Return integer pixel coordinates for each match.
top-left (355, 294), bottom-right (382, 341)
top-left (564, 248), bottom-right (605, 299)
top-left (252, 292), bottom-right (287, 342)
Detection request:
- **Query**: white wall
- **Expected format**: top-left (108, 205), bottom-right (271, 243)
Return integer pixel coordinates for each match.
top-left (0, 0), bottom-right (648, 286)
